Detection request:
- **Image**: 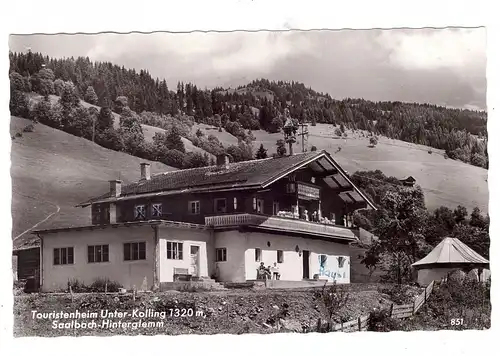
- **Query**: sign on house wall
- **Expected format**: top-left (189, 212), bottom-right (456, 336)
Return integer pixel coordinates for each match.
top-left (318, 255), bottom-right (349, 283)
top-left (297, 183), bottom-right (320, 200)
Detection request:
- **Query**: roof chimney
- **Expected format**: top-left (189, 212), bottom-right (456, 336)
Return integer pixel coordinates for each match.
top-left (109, 180), bottom-right (122, 197)
top-left (216, 153), bottom-right (230, 169)
top-left (140, 163), bottom-right (151, 180)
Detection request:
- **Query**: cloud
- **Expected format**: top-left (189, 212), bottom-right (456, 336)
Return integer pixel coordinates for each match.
top-left (85, 32), bottom-right (314, 77)
top-left (376, 28), bottom-right (485, 72)
top-left (9, 28), bottom-right (486, 110)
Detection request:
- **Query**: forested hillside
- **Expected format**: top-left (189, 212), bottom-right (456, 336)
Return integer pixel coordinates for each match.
top-left (9, 51), bottom-right (489, 286)
top-left (9, 50), bottom-right (488, 170)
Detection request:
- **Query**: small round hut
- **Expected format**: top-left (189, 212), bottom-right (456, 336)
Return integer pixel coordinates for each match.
top-left (412, 237), bottom-right (490, 285)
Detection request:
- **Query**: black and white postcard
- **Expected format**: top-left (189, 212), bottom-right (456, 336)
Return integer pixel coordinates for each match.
top-left (1, 1), bottom-right (495, 355)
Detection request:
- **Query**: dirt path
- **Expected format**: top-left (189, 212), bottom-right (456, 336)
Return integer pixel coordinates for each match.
top-left (13, 203), bottom-right (60, 241)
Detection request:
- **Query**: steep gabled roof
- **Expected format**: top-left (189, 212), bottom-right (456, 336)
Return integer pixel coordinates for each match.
top-left (412, 237), bottom-right (489, 267)
top-left (77, 150), bottom-right (377, 209)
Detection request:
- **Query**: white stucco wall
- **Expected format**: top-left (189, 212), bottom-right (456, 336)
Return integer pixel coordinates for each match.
top-left (215, 230), bottom-right (351, 283)
top-left (41, 226), bottom-right (155, 292)
top-left (158, 227), bottom-right (214, 282)
top-left (41, 225), bottom-right (354, 289)
top-left (214, 231), bottom-right (247, 282)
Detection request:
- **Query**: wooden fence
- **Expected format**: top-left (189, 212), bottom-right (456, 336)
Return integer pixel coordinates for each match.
top-left (316, 314), bottom-right (369, 332)
top-left (390, 280), bottom-right (435, 318)
top-left (322, 280), bottom-right (436, 332)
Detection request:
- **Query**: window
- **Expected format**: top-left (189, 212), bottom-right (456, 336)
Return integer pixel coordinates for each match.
top-left (151, 203), bottom-right (162, 218)
top-left (319, 255), bottom-right (328, 269)
top-left (272, 201), bottom-right (280, 215)
top-left (286, 182), bottom-right (296, 193)
top-left (124, 242), bottom-right (146, 261)
top-left (53, 247), bottom-right (74, 265)
top-left (257, 199), bottom-right (264, 213)
top-left (93, 205), bottom-right (101, 224)
top-left (255, 248), bottom-right (262, 262)
top-left (216, 248), bottom-right (227, 262)
top-left (167, 242), bottom-right (183, 260)
top-left (214, 198), bottom-right (227, 213)
top-left (277, 250), bottom-right (284, 263)
top-left (134, 205), bottom-right (146, 220)
top-left (189, 201), bottom-right (200, 215)
top-left (337, 256), bottom-right (346, 268)
top-left (88, 245), bottom-right (109, 263)
top-left (253, 197), bottom-right (264, 213)
top-left (233, 197), bottom-right (238, 210)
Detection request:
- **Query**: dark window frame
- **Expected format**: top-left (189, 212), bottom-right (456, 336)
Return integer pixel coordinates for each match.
top-left (134, 204), bottom-right (146, 220)
top-left (273, 201), bottom-right (280, 215)
top-left (167, 241), bottom-right (184, 260)
top-left (151, 203), bottom-right (162, 218)
top-left (215, 248), bottom-right (227, 262)
top-left (87, 244), bottom-right (110, 263)
top-left (255, 248), bottom-right (262, 262)
top-left (123, 242), bottom-right (146, 261)
top-left (256, 199), bottom-right (264, 214)
top-left (253, 197), bottom-right (264, 213)
top-left (214, 198), bottom-right (227, 213)
top-left (53, 247), bottom-right (74, 266)
top-left (277, 250), bottom-right (284, 263)
top-left (188, 201), bottom-right (200, 215)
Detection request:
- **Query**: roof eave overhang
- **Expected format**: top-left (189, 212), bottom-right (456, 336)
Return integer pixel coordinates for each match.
top-left (239, 225), bottom-right (358, 244)
top-left (262, 150), bottom-right (378, 210)
top-left (33, 219), bottom-right (209, 235)
top-left (76, 150), bottom-right (377, 210)
top-left (76, 183), bottom-right (263, 207)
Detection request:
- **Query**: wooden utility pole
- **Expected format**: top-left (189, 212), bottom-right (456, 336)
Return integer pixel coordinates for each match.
top-left (297, 123), bottom-right (309, 152)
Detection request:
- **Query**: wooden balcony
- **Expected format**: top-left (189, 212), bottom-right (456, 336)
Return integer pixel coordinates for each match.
top-left (205, 213), bottom-right (358, 241)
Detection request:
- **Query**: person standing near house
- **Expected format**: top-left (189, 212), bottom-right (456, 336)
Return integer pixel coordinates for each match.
top-left (258, 262), bottom-right (271, 279)
top-left (271, 262), bottom-right (280, 280)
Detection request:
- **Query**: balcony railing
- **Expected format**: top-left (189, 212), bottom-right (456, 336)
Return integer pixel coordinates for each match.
top-left (205, 213), bottom-right (357, 240)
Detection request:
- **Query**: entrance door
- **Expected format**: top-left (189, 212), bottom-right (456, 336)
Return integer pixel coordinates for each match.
top-left (302, 250), bottom-right (310, 279)
top-left (190, 246), bottom-right (200, 277)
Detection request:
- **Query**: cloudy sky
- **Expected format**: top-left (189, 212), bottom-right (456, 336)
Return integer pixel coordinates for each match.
top-left (9, 28), bottom-right (486, 110)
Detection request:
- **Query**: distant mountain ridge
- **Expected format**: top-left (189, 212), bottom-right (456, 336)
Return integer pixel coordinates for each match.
top-left (9, 51), bottom-right (488, 171)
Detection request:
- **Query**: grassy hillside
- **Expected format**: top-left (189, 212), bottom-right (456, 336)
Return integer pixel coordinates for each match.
top-left (10, 116), bottom-right (174, 248)
top-left (141, 124), bottom-right (214, 158)
top-left (190, 123), bottom-right (240, 146)
top-left (189, 123), bottom-right (488, 213)
top-left (28, 94), bottom-right (212, 157)
top-left (11, 93), bottom-right (488, 249)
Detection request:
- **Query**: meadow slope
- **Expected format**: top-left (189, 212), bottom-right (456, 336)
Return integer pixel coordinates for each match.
top-left (28, 94), bottom-right (212, 157)
top-left (11, 104), bottom-right (488, 248)
top-left (192, 123), bottom-right (489, 213)
top-left (10, 116), bottom-right (174, 248)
